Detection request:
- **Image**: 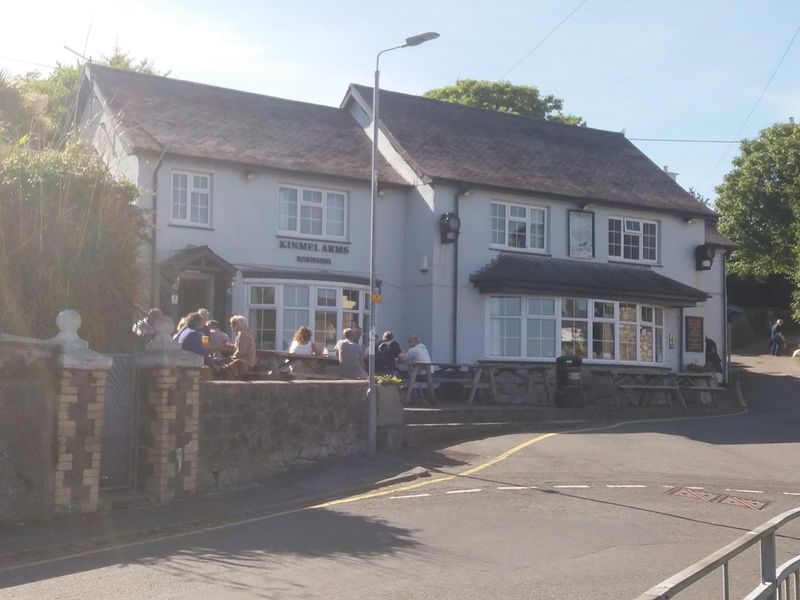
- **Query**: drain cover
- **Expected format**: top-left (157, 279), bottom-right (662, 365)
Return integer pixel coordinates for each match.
top-left (668, 487), bottom-right (769, 510)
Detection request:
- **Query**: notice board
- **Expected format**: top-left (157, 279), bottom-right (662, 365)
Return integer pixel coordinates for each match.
top-left (685, 316), bottom-right (704, 353)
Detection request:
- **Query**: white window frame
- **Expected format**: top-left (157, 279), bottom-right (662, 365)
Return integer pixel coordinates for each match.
top-left (490, 201), bottom-right (548, 253)
top-left (485, 296), bottom-right (665, 365)
top-left (278, 184), bottom-right (349, 241)
top-left (245, 280), bottom-right (369, 351)
top-left (608, 216), bottom-right (658, 263)
top-left (171, 170), bottom-right (212, 227)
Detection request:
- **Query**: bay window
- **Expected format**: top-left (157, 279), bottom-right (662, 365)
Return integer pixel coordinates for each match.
top-left (490, 201), bottom-right (547, 251)
top-left (247, 282), bottom-right (369, 351)
top-left (487, 296), bottom-right (665, 363)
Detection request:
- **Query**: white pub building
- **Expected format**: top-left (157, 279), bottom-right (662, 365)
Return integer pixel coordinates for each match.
top-left (78, 65), bottom-right (734, 377)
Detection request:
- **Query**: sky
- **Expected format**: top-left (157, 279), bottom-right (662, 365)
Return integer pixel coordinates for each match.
top-left (2, 0), bottom-right (799, 202)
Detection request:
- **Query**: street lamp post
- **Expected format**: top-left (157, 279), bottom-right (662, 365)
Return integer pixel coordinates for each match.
top-left (368, 31), bottom-right (439, 454)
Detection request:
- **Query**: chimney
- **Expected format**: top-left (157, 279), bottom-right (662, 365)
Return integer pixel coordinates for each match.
top-left (663, 165), bottom-right (678, 181)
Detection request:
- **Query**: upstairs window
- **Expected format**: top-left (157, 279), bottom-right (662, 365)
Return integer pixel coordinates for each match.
top-left (172, 171), bottom-right (211, 226)
top-left (279, 185), bottom-right (348, 240)
top-left (608, 217), bottom-right (657, 263)
top-left (491, 202), bottom-right (547, 252)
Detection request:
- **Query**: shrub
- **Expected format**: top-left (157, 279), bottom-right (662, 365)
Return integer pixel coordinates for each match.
top-left (0, 143), bottom-right (144, 350)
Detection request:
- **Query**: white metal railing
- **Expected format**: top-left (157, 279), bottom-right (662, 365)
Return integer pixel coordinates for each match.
top-left (636, 507), bottom-right (800, 600)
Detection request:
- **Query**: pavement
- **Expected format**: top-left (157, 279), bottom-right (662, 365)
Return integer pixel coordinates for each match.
top-left (0, 388), bottom-right (742, 569)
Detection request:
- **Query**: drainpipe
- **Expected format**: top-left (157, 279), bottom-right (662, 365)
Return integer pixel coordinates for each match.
top-left (722, 251), bottom-right (730, 385)
top-left (150, 149), bottom-right (167, 308)
top-left (452, 187), bottom-right (467, 363)
top-left (678, 307), bottom-right (685, 372)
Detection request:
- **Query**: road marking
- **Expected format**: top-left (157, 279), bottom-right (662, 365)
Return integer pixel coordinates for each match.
top-left (662, 485), bottom-right (675, 488)
top-left (497, 486), bottom-right (536, 490)
top-left (686, 486), bottom-right (705, 490)
top-left (390, 493), bottom-right (431, 499)
top-left (0, 408), bottom-right (751, 574)
top-left (446, 488), bottom-right (482, 494)
top-left (314, 432), bottom-right (558, 508)
top-left (553, 485), bottom-right (590, 489)
top-left (725, 489), bottom-right (764, 494)
top-left (606, 484), bottom-right (646, 488)
top-left (783, 492), bottom-right (800, 496)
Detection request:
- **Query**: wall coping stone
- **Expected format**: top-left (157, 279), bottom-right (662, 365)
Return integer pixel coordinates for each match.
top-left (136, 316), bottom-right (203, 369)
top-left (48, 310), bottom-right (112, 370)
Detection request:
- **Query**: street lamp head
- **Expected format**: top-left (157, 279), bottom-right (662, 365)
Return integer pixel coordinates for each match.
top-left (404, 32), bottom-right (440, 47)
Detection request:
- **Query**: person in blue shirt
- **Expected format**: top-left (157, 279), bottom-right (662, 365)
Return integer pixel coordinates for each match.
top-left (177, 312), bottom-right (215, 366)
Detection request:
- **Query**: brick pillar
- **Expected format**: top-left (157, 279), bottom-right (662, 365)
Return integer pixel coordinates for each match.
top-left (137, 317), bottom-right (203, 503)
top-left (48, 310), bottom-right (112, 517)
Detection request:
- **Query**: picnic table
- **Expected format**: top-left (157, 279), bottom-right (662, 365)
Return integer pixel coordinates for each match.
top-left (470, 360), bottom-right (552, 405)
top-left (400, 362), bottom-right (491, 405)
top-left (675, 372), bottom-right (725, 406)
top-left (587, 366), bottom-right (685, 408)
top-left (255, 350), bottom-right (340, 380)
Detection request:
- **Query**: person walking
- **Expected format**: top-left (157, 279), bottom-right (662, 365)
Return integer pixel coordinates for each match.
top-left (771, 319), bottom-right (786, 356)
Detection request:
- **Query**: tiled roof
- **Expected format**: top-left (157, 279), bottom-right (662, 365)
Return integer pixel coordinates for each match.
top-left (83, 65), bottom-right (406, 185)
top-left (705, 222), bottom-right (737, 248)
top-left (348, 84), bottom-right (716, 218)
top-left (470, 253), bottom-right (709, 307)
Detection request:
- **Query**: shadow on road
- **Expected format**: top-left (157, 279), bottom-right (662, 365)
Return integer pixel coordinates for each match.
top-left (1, 508), bottom-right (421, 594)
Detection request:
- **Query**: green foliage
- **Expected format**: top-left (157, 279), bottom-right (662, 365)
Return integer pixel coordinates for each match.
top-left (424, 79), bottom-right (585, 126)
top-left (688, 187), bottom-right (713, 208)
top-left (376, 374), bottom-right (403, 387)
top-left (715, 119), bottom-right (800, 318)
top-left (0, 143), bottom-right (145, 350)
top-left (2, 46), bottom-right (163, 149)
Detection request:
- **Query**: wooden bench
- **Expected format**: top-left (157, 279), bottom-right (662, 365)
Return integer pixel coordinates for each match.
top-left (618, 384), bottom-right (686, 408)
top-left (402, 363), bottom-right (437, 405)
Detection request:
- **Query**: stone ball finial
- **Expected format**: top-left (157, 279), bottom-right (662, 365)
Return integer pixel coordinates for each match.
top-left (56, 309), bottom-right (82, 335)
top-left (154, 315), bottom-right (175, 337)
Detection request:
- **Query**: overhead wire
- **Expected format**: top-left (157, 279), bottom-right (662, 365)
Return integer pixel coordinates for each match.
top-left (698, 20), bottom-right (800, 189)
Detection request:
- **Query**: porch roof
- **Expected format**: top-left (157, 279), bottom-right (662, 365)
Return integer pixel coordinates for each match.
top-left (470, 254), bottom-right (709, 308)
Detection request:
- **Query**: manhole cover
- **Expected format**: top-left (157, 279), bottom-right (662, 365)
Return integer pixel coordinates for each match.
top-left (668, 487), bottom-right (769, 510)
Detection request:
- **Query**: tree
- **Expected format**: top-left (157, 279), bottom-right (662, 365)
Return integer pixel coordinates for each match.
top-left (3, 46), bottom-right (164, 148)
top-left (424, 79), bottom-right (585, 126)
top-left (715, 119), bottom-right (800, 315)
top-left (0, 144), bottom-right (145, 350)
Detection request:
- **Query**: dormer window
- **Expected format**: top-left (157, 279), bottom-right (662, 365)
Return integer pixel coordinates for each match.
top-left (608, 217), bottom-right (657, 263)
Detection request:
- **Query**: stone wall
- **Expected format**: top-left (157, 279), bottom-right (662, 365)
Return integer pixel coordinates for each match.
top-left (0, 342), bottom-right (59, 523)
top-left (198, 381), bottom-right (368, 491)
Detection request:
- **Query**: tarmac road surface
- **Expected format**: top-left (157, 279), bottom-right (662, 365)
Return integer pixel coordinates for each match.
top-left (2, 350), bottom-right (800, 599)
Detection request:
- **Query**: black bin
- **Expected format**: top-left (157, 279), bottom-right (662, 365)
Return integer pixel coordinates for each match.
top-left (555, 354), bottom-right (584, 408)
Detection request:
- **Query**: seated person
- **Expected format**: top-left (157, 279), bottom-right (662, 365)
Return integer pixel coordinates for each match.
top-left (376, 331), bottom-right (402, 375)
top-left (177, 312), bottom-right (215, 367)
top-left (218, 315), bottom-right (257, 379)
top-left (207, 320), bottom-right (233, 357)
top-left (289, 325), bottom-right (323, 374)
top-left (399, 335), bottom-right (432, 367)
top-left (336, 328), bottom-right (368, 379)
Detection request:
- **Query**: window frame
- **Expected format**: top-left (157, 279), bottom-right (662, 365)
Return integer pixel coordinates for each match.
top-left (489, 200), bottom-right (548, 253)
top-left (485, 296), bottom-right (665, 365)
top-left (171, 170), bottom-right (212, 227)
top-left (278, 184), bottom-right (349, 241)
top-left (246, 281), bottom-right (370, 351)
top-left (607, 216), bottom-right (659, 264)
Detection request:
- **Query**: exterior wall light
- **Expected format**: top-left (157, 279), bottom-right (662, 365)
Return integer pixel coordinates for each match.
top-left (695, 243), bottom-right (715, 270)
top-left (439, 212), bottom-right (461, 243)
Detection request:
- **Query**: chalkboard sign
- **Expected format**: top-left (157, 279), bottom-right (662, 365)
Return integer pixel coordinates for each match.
top-left (685, 316), bottom-right (704, 353)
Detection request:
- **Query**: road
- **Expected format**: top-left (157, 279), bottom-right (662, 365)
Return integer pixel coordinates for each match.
top-left (3, 351), bottom-right (800, 599)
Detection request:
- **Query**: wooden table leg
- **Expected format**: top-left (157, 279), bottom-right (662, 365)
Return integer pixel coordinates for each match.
top-left (424, 365), bottom-right (436, 405)
top-left (403, 365), bottom-right (419, 405)
top-left (467, 367), bottom-right (483, 405)
top-left (488, 368), bottom-right (499, 404)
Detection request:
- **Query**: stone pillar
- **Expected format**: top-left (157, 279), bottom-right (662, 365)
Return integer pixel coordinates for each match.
top-left (136, 317), bottom-right (203, 503)
top-left (48, 310), bottom-right (113, 516)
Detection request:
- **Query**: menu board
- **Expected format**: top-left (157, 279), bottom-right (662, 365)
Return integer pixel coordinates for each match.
top-left (685, 316), bottom-right (704, 353)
